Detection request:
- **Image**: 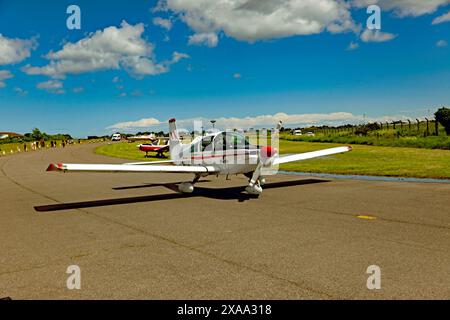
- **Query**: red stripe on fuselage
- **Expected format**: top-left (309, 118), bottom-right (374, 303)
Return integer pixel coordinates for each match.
top-left (189, 151), bottom-right (256, 160)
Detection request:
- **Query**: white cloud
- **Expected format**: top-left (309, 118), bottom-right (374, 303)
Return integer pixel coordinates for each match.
top-left (347, 41), bottom-right (359, 50)
top-left (233, 73), bottom-right (242, 79)
top-left (106, 112), bottom-right (408, 131)
top-left (22, 21), bottom-right (187, 79)
top-left (37, 80), bottom-right (63, 90)
top-left (188, 32), bottom-right (219, 47)
top-left (432, 10), bottom-right (450, 24)
top-left (0, 70), bottom-right (14, 88)
top-left (352, 0), bottom-right (450, 17)
top-left (360, 29), bottom-right (397, 42)
top-left (153, 17), bottom-right (173, 30)
top-left (437, 40), bottom-right (448, 47)
top-left (170, 51), bottom-right (189, 63)
top-left (0, 34), bottom-right (37, 65)
top-left (36, 79), bottom-right (66, 94)
top-left (159, 0), bottom-right (358, 46)
top-left (107, 117), bottom-right (161, 129)
top-left (73, 87), bottom-right (84, 93)
top-left (13, 87), bottom-right (28, 96)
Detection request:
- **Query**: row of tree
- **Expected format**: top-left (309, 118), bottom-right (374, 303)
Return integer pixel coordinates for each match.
top-left (0, 128), bottom-right (72, 144)
top-left (435, 107), bottom-right (450, 135)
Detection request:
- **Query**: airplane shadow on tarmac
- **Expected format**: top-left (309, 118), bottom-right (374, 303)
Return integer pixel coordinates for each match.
top-left (34, 179), bottom-right (329, 212)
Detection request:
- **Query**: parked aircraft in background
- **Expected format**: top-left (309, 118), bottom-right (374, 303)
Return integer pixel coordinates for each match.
top-left (138, 138), bottom-right (169, 158)
top-left (127, 133), bottom-right (157, 142)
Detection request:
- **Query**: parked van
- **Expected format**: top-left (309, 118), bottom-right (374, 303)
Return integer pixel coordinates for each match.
top-left (111, 133), bottom-right (121, 141)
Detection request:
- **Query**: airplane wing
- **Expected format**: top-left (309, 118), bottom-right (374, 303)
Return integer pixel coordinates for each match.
top-left (124, 159), bottom-right (175, 165)
top-left (46, 163), bottom-right (217, 174)
top-left (274, 146), bottom-right (352, 165)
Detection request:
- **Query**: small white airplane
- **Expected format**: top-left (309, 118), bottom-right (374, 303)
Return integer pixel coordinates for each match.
top-left (47, 119), bottom-right (352, 195)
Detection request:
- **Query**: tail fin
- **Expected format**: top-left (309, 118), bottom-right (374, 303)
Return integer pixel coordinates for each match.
top-left (168, 118), bottom-right (181, 160)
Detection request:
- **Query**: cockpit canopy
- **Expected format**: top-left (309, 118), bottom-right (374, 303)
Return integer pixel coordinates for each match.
top-left (193, 131), bottom-right (257, 153)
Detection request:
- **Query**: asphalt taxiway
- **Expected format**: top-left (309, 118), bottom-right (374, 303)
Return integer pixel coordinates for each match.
top-left (1, 143), bottom-right (449, 299)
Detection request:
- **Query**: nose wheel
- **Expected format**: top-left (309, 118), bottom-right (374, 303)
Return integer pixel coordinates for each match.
top-left (245, 175), bottom-right (264, 195)
top-left (245, 183), bottom-right (263, 195)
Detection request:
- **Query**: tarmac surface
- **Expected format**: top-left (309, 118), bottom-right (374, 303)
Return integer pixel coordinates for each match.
top-left (0, 142), bottom-right (449, 299)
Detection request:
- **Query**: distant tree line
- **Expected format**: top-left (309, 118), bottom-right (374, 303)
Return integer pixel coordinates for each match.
top-left (0, 128), bottom-right (72, 144)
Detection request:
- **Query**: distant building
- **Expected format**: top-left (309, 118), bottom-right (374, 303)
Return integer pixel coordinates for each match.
top-left (0, 132), bottom-right (23, 139)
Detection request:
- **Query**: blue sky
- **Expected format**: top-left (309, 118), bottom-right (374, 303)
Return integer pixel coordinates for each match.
top-left (0, 0), bottom-right (449, 137)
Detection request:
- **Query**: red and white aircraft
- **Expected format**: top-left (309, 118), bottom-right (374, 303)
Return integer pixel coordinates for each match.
top-left (138, 138), bottom-right (170, 158)
top-left (47, 119), bottom-right (352, 195)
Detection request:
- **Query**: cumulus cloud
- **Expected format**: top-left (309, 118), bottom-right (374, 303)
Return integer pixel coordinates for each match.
top-left (157, 0), bottom-right (358, 46)
top-left (188, 32), bottom-right (219, 47)
top-left (360, 29), bottom-right (397, 42)
top-left (347, 41), bottom-right (359, 50)
top-left (106, 112), bottom-right (407, 131)
top-left (107, 117), bottom-right (161, 129)
top-left (36, 79), bottom-right (66, 94)
top-left (0, 70), bottom-right (14, 88)
top-left (13, 87), bottom-right (28, 96)
top-left (0, 34), bottom-right (37, 65)
top-left (22, 21), bottom-right (187, 79)
top-left (352, 0), bottom-right (450, 17)
top-left (432, 10), bottom-right (450, 24)
top-left (37, 80), bottom-right (63, 90)
top-left (437, 40), bottom-right (448, 47)
top-left (153, 17), bottom-right (173, 30)
top-left (170, 51), bottom-right (189, 63)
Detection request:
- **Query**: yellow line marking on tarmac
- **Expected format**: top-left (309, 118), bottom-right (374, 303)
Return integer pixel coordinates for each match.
top-left (357, 215), bottom-right (377, 220)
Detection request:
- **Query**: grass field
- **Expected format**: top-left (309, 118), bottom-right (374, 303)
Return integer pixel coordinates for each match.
top-left (281, 121), bottom-right (450, 150)
top-left (95, 140), bottom-right (450, 179)
top-left (0, 141), bottom-right (57, 156)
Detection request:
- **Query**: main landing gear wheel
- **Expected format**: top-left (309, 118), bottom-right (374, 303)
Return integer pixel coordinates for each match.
top-left (177, 174), bottom-right (203, 193)
top-left (178, 182), bottom-right (194, 193)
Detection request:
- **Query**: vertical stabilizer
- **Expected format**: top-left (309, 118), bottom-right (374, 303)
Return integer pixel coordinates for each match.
top-left (168, 118), bottom-right (181, 160)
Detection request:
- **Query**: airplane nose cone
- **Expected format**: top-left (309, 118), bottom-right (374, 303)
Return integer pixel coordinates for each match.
top-left (261, 146), bottom-right (276, 158)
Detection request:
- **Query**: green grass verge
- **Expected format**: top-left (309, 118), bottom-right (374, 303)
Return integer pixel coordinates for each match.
top-left (95, 141), bottom-right (164, 161)
top-left (278, 140), bottom-right (450, 179)
top-left (95, 140), bottom-right (450, 179)
top-left (0, 141), bottom-right (62, 156)
top-left (281, 131), bottom-right (450, 150)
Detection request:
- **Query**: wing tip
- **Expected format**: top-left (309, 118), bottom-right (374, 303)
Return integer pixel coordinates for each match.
top-left (46, 163), bottom-right (63, 172)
